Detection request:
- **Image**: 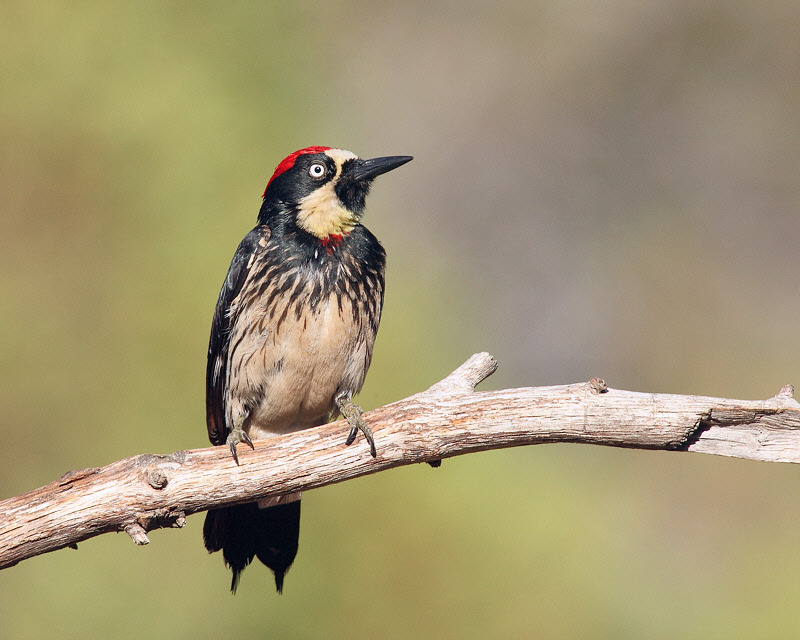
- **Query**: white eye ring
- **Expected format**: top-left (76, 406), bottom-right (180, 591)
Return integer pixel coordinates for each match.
top-left (309, 163), bottom-right (326, 178)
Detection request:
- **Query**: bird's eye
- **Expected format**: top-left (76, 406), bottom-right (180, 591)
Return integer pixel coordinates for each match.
top-left (308, 163), bottom-right (326, 178)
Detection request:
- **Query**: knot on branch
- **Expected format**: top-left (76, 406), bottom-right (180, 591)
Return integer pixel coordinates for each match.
top-left (145, 468), bottom-right (169, 489)
top-left (588, 377), bottom-right (608, 394)
top-left (135, 451), bottom-right (187, 490)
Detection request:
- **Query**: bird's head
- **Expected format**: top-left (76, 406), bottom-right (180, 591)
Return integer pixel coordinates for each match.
top-left (258, 147), bottom-right (412, 241)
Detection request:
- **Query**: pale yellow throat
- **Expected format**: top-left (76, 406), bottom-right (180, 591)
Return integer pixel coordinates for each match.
top-left (296, 181), bottom-right (357, 238)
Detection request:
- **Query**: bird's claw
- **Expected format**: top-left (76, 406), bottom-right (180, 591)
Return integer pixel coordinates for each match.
top-left (338, 398), bottom-right (376, 458)
top-left (226, 426), bottom-right (254, 465)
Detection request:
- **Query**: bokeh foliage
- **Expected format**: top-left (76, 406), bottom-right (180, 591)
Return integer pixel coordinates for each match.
top-left (2, 1), bottom-right (799, 638)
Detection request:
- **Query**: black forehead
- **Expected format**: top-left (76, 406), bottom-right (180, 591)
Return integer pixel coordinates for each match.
top-left (265, 151), bottom-right (336, 203)
top-left (292, 152), bottom-right (337, 173)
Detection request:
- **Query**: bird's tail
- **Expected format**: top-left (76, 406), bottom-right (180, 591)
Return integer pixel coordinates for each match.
top-left (203, 498), bottom-right (301, 594)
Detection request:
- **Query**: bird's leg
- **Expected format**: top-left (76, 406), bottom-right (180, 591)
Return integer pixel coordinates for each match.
top-left (226, 416), bottom-right (254, 465)
top-left (336, 391), bottom-right (376, 458)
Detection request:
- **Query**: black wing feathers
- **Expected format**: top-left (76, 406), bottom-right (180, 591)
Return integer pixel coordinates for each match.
top-left (205, 225), bottom-right (271, 445)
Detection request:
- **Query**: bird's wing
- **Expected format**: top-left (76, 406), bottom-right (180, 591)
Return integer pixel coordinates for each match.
top-left (206, 225), bottom-right (271, 445)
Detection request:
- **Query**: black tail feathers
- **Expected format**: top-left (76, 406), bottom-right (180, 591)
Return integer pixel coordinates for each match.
top-left (203, 500), bottom-right (301, 594)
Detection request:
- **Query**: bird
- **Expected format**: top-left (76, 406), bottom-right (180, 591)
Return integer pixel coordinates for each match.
top-left (202, 146), bottom-right (412, 594)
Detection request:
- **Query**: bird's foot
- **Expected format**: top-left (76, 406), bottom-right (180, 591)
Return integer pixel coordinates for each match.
top-left (336, 394), bottom-right (376, 458)
top-left (226, 426), bottom-right (254, 465)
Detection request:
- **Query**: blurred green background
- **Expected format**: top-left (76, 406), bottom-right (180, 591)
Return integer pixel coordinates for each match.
top-left (2, 1), bottom-right (800, 638)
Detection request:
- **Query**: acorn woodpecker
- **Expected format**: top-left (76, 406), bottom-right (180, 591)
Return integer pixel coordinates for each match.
top-left (202, 146), bottom-right (412, 593)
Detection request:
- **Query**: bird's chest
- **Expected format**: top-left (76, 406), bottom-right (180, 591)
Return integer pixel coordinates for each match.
top-left (235, 264), bottom-right (368, 436)
top-left (264, 263), bottom-right (361, 360)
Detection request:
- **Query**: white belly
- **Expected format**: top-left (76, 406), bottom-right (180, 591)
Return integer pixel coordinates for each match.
top-left (242, 296), bottom-right (369, 439)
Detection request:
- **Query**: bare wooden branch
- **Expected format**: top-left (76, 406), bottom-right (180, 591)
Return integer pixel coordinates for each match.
top-left (2, 352), bottom-right (799, 570)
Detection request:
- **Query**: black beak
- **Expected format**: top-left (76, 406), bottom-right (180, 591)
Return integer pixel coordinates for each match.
top-left (347, 155), bottom-right (413, 182)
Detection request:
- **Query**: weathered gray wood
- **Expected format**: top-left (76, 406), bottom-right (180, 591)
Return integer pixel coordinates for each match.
top-left (1, 352), bottom-right (798, 570)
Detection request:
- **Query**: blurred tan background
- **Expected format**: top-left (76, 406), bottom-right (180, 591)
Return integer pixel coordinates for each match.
top-left (2, 1), bottom-right (799, 638)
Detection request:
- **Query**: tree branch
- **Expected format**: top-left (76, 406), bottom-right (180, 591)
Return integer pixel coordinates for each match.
top-left (2, 352), bottom-right (799, 570)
